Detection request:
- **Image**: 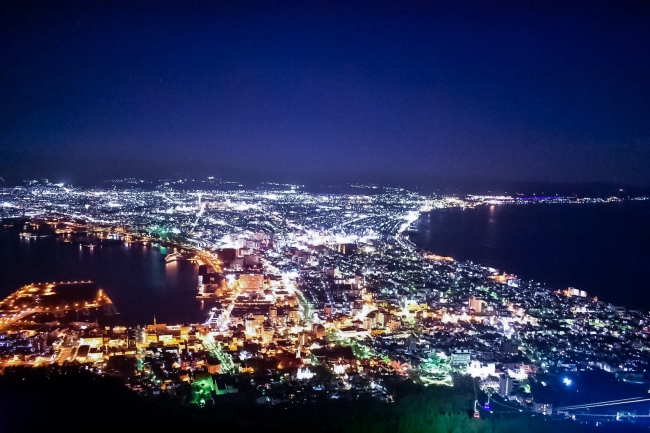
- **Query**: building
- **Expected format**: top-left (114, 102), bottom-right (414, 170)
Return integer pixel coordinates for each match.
top-left (468, 296), bottom-right (483, 313)
top-left (451, 349), bottom-right (471, 367)
top-left (79, 336), bottom-right (103, 348)
top-left (261, 324), bottom-right (274, 344)
top-left (407, 334), bottom-right (417, 352)
top-left (216, 249), bottom-right (238, 265)
top-left (566, 287), bottom-right (587, 297)
top-left (269, 306), bottom-right (278, 323)
top-left (239, 274), bottom-right (264, 291)
top-left (387, 318), bottom-right (401, 333)
top-left (213, 374), bottom-right (238, 395)
top-left (243, 254), bottom-right (260, 268)
top-left (312, 324), bottom-right (325, 338)
top-left (288, 308), bottom-right (300, 322)
top-left (338, 243), bottom-right (357, 256)
top-left (532, 402), bottom-right (553, 415)
top-left (499, 375), bottom-right (514, 397)
top-left (503, 339), bottom-right (520, 356)
top-left (245, 317), bottom-right (257, 337)
top-left (207, 359), bottom-right (222, 374)
top-left (467, 360), bottom-right (496, 378)
top-left (197, 274), bottom-right (204, 294)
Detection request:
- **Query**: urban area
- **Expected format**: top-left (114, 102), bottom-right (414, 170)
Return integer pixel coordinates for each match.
top-left (1, 179), bottom-right (649, 422)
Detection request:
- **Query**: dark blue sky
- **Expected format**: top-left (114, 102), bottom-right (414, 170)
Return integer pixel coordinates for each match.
top-left (1, 1), bottom-right (649, 187)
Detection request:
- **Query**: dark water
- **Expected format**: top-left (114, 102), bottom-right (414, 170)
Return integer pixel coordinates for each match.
top-left (0, 230), bottom-right (208, 326)
top-left (411, 202), bottom-right (650, 309)
top-left (529, 370), bottom-right (648, 409)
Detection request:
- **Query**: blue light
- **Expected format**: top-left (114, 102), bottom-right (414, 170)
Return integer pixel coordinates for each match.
top-left (563, 378), bottom-right (572, 386)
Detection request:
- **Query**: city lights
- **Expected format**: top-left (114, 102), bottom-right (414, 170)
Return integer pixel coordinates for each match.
top-left (0, 179), bottom-right (648, 416)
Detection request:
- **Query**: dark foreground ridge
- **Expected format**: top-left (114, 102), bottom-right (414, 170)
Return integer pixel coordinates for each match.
top-left (0, 365), bottom-right (641, 433)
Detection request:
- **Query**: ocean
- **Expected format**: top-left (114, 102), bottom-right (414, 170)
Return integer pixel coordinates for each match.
top-left (410, 201), bottom-right (650, 309)
top-left (0, 229), bottom-right (206, 326)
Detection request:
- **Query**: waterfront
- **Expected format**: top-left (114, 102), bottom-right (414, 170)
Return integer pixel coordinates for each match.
top-left (2, 184), bottom-right (650, 427)
top-left (0, 229), bottom-right (204, 326)
top-left (2, 201), bottom-right (649, 326)
top-left (411, 201), bottom-right (650, 309)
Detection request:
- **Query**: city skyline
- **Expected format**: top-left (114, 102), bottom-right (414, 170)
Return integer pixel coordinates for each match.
top-left (2, 179), bottom-right (649, 430)
top-left (3, 3), bottom-right (650, 430)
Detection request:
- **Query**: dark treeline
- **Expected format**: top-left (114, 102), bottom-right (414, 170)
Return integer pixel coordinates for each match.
top-left (0, 366), bottom-right (643, 432)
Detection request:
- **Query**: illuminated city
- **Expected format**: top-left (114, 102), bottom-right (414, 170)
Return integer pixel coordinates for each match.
top-left (1, 179), bottom-right (649, 429)
top-left (2, 1), bottom-right (650, 431)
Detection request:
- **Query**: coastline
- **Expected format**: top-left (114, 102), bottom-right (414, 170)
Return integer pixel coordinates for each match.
top-left (2, 185), bottom-right (650, 425)
top-left (408, 200), bottom-right (650, 310)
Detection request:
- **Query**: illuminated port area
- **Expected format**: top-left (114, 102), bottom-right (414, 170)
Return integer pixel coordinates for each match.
top-left (0, 179), bottom-right (649, 418)
top-left (0, 282), bottom-right (115, 329)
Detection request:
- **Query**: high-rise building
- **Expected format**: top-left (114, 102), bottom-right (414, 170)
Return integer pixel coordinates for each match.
top-left (245, 316), bottom-right (257, 337)
top-left (503, 339), bottom-right (520, 355)
top-left (269, 306), bottom-right (278, 323)
top-left (469, 296), bottom-right (483, 313)
top-left (312, 324), bottom-right (325, 339)
top-left (407, 334), bottom-right (417, 352)
top-left (261, 324), bottom-right (274, 344)
top-left (197, 275), bottom-right (204, 296)
top-left (288, 308), bottom-right (300, 323)
top-left (499, 375), bottom-right (514, 397)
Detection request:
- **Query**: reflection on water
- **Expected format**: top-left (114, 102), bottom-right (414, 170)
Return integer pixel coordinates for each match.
top-left (0, 230), bottom-right (210, 326)
top-left (410, 202), bottom-right (650, 309)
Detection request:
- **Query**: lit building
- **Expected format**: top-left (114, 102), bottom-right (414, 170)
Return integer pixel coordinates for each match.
top-left (312, 324), bottom-right (325, 338)
top-left (261, 325), bottom-right (274, 344)
top-left (532, 402), bottom-right (553, 415)
top-left (468, 296), bottom-right (483, 313)
top-left (245, 316), bottom-right (257, 337)
top-left (239, 274), bottom-right (264, 291)
top-left (451, 349), bottom-right (471, 367)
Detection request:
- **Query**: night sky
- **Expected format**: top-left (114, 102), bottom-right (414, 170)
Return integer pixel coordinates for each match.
top-left (1, 1), bottom-right (649, 188)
